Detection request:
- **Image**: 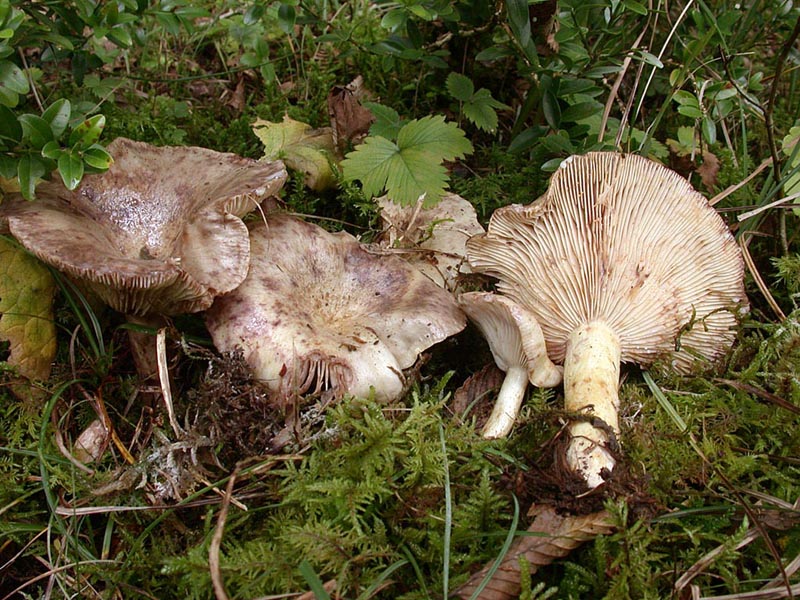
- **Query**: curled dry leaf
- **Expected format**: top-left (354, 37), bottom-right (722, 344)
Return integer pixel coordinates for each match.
top-left (454, 506), bottom-right (614, 600)
top-left (327, 75), bottom-right (375, 151)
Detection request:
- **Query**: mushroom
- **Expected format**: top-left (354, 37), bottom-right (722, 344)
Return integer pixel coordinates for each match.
top-left (205, 214), bottom-right (466, 403)
top-left (0, 137), bottom-right (287, 380)
top-left (376, 193), bottom-right (485, 290)
top-left (466, 152), bottom-right (747, 488)
top-left (459, 291), bottom-right (562, 438)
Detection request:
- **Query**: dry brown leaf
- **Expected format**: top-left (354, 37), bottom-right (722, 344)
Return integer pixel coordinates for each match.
top-left (452, 363), bottom-right (505, 418)
top-left (454, 506), bottom-right (614, 599)
top-left (327, 75), bottom-right (375, 152)
top-left (698, 150), bottom-right (721, 189)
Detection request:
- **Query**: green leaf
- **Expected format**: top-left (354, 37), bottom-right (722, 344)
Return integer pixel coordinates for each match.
top-left (0, 104), bottom-right (21, 147)
top-left (463, 88), bottom-right (508, 132)
top-left (542, 91), bottom-right (561, 129)
top-left (58, 150), bottom-right (84, 190)
top-left (253, 116), bottom-right (337, 191)
top-left (364, 102), bottom-right (404, 140)
top-left (446, 72), bottom-right (474, 102)
top-left (0, 59), bottom-right (27, 106)
top-left (16, 154), bottom-right (47, 200)
top-left (342, 116), bottom-right (472, 207)
top-left (68, 114), bottom-right (106, 148)
top-left (82, 144), bottom-right (113, 170)
top-left (41, 140), bottom-right (63, 160)
top-left (42, 99), bottom-right (71, 138)
top-left (18, 114), bottom-right (54, 150)
top-left (277, 3), bottom-right (296, 35)
top-left (396, 115), bottom-right (472, 162)
top-left (0, 236), bottom-right (57, 383)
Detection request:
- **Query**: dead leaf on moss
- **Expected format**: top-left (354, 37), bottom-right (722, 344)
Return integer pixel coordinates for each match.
top-left (0, 237), bottom-right (57, 395)
top-left (454, 506), bottom-right (614, 599)
top-left (698, 150), bottom-right (720, 189)
top-left (452, 362), bottom-right (504, 418)
top-left (327, 75), bottom-right (374, 152)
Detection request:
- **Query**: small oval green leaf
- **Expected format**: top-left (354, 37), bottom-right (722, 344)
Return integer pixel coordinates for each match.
top-left (69, 114), bottom-right (106, 148)
top-left (58, 151), bottom-right (84, 190)
top-left (19, 114), bottom-right (54, 149)
top-left (82, 144), bottom-right (113, 170)
top-left (42, 99), bottom-right (71, 138)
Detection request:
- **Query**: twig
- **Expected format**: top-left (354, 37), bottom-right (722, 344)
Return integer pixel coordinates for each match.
top-left (739, 234), bottom-right (786, 320)
top-left (210, 467), bottom-right (240, 600)
top-left (156, 328), bottom-right (182, 437)
top-left (710, 157), bottom-right (772, 206)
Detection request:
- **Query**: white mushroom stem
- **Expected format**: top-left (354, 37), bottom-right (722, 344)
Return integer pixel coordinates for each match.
top-left (482, 365), bottom-right (529, 439)
top-left (563, 320), bottom-right (621, 488)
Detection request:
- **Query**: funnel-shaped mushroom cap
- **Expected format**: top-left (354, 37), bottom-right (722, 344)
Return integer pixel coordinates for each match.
top-left (1, 138), bottom-right (288, 316)
top-left (459, 291), bottom-right (562, 388)
top-left (205, 214), bottom-right (466, 402)
top-left (377, 193), bottom-right (485, 290)
top-left (466, 152), bottom-right (747, 372)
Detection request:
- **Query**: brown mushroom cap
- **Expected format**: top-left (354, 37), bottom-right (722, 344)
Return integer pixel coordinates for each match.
top-left (205, 214), bottom-right (466, 402)
top-left (1, 138), bottom-right (287, 316)
top-left (466, 152), bottom-right (747, 372)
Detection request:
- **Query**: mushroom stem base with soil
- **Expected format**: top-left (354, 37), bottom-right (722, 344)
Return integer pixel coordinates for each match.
top-left (563, 320), bottom-right (621, 488)
top-left (482, 364), bottom-right (529, 439)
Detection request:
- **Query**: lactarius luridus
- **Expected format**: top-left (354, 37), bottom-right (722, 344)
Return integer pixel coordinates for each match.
top-left (459, 292), bottom-right (562, 438)
top-left (466, 152), bottom-right (748, 488)
top-left (0, 137), bottom-right (288, 382)
top-left (205, 214), bottom-right (466, 404)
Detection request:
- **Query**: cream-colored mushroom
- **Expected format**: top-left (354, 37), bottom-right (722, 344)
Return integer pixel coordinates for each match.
top-left (466, 152), bottom-right (747, 488)
top-left (205, 214), bottom-right (466, 403)
top-left (459, 291), bottom-right (562, 438)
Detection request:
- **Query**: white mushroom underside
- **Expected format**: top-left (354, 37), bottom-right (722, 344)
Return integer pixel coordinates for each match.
top-left (467, 152), bottom-right (747, 371)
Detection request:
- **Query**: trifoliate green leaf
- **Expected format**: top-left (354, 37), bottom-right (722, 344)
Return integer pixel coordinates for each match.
top-left (446, 73), bottom-right (474, 102)
top-left (0, 237), bottom-right (57, 385)
top-left (342, 115), bottom-right (472, 207)
top-left (253, 115), bottom-right (338, 192)
top-left (462, 88), bottom-right (508, 132)
top-left (364, 102), bottom-right (404, 140)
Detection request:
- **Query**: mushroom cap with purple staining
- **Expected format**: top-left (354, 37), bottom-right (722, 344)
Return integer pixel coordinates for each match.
top-left (466, 152), bottom-right (747, 488)
top-left (1, 137), bottom-right (288, 316)
top-left (459, 291), bottom-right (562, 438)
top-left (377, 193), bottom-right (485, 290)
top-left (205, 214), bottom-right (467, 402)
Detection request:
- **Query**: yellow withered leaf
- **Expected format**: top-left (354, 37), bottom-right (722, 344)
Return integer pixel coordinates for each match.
top-left (0, 236), bottom-right (57, 386)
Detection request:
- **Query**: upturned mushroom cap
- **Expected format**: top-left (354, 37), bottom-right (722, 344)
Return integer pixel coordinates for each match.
top-left (466, 152), bottom-right (747, 372)
top-left (205, 214), bottom-right (466, 402)
top-left (459, 292), bottom-right (562, 388)
top-left (1, 138), bottom-right (288, 316)
top-left (377, 193), bottom-right (485, 290)
top-left (459, 291), bottom-right (562, 438)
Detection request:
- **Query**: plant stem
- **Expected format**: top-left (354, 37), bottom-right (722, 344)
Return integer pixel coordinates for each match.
top-left (563, 320), bottom-right (621, 488)
top-left (482, 364), bottom-right (529, 439)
